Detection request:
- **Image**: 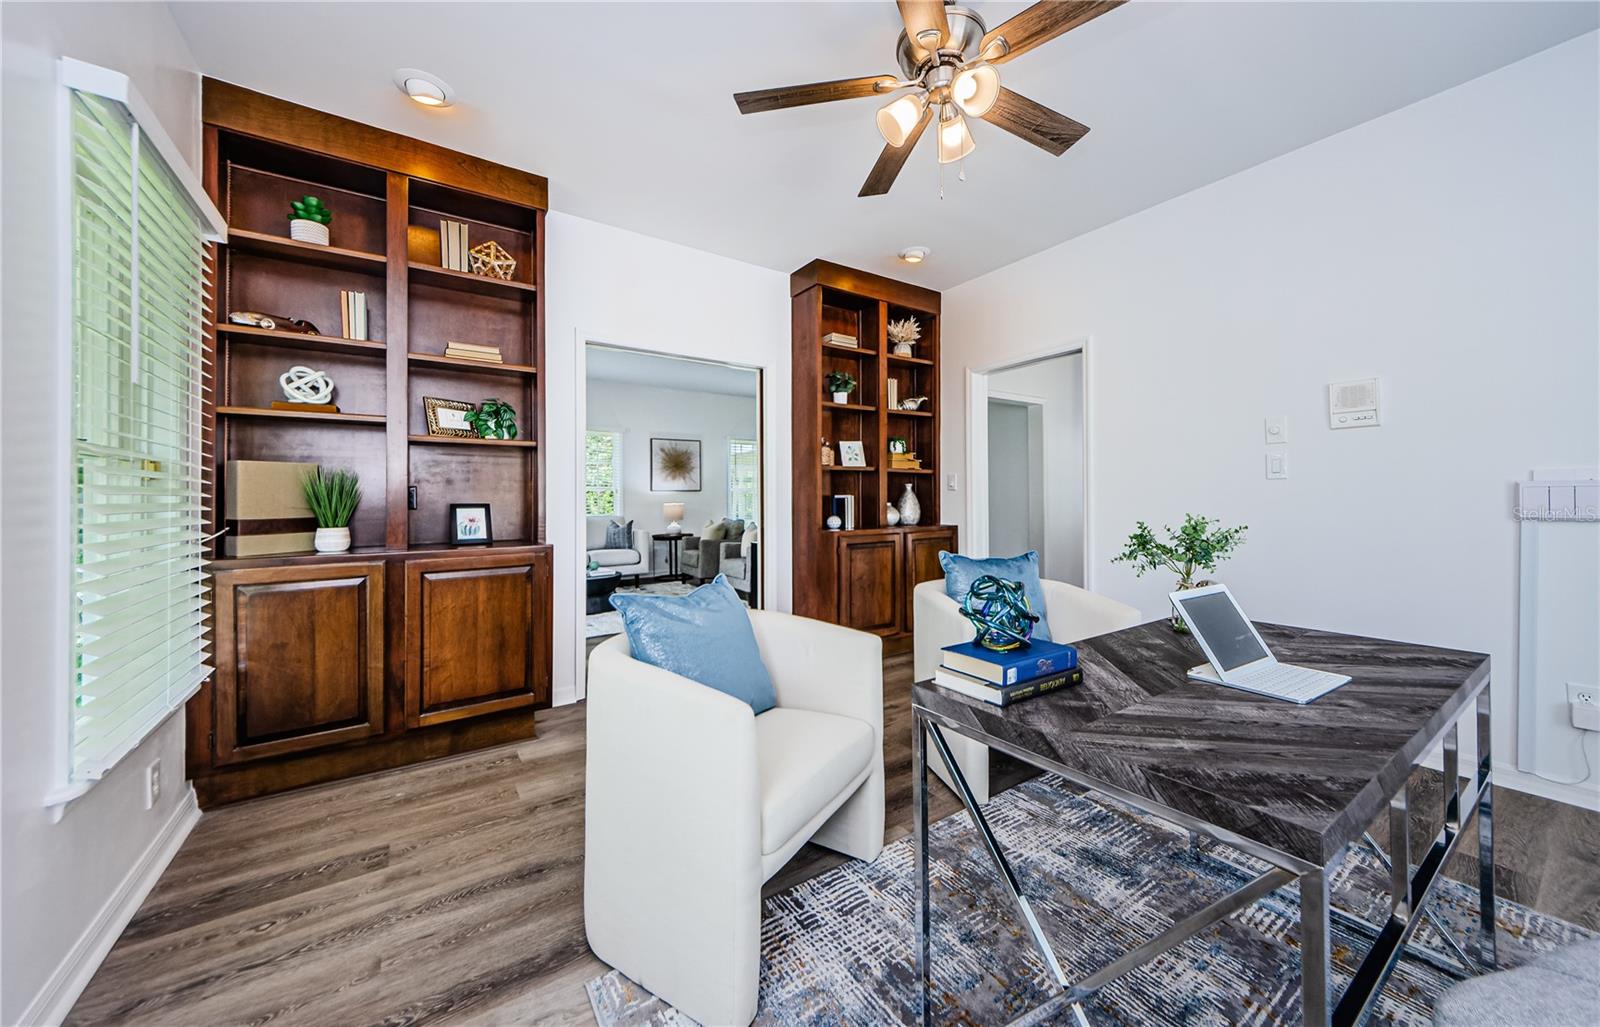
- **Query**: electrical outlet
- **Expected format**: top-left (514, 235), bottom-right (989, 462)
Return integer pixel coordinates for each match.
top-left (1569, 682), bottom-right (1600, 732)
top-left (144, 759), bottom-right (161, 810)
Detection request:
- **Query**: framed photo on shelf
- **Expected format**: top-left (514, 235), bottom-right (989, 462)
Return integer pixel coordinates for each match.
top-left (449, 503), bottom-right (493, 545)
top-left (838, 440), bottom-right (867, 467)
top-left (423, 396), bottom-right (475, 438)
top-left (650, 437), bottom-right (702, 492)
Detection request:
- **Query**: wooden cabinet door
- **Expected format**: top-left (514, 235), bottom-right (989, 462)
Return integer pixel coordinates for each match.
top-left (903, 526), bottom-right (958, 629)
top-left (834, 531), bottom-right (904, 637)
top-left (405, 549), bottom-right (552, 727)
top-left (212, 562), bottom-right (386, 765)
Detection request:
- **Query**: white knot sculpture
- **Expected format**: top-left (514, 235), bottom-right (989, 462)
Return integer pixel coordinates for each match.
top-left (279, 365), bottom-right (334, 405)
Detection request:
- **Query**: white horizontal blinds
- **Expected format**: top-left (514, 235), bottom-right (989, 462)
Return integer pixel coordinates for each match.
top-left (727, 438), bottom-right (759, 522)
top-left (70, 89), bottom-right (211, 781)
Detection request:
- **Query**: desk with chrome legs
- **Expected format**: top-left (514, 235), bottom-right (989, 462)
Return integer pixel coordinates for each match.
top-left (912, 620), bottom-right (1495, 1027)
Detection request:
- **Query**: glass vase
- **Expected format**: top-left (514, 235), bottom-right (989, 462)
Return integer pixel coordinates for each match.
top-left (1169, 577), bottom-right (1213, 632)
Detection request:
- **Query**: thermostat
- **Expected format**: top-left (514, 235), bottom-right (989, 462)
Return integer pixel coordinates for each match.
top-left (1328, 377), bottom-right (1381, 429)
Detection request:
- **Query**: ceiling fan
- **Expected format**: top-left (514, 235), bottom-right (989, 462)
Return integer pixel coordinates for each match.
top-left (734, 1), bottom-right (1124, 197)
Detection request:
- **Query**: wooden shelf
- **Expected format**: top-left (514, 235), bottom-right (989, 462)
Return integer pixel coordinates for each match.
top-left (888, 353), bottom-right (934, 366)
top-left (408, 434), bottom-right (537, 448)
top-left (208, 538), bottom-right (545, 571)
top-left (888, 408), bottom-right (933, 418)
top-left (408, 352), bottom-right (537, 377)
top-left (825, 465), bottom-right (877, 473)
top-left (409, 262), bottom-right (537, 298)
top-left (823, 343), bottom-right (876, 357)
top-left (226, 228), bottom-right (386, 273)
top-left (823, 401), bottom-right (877, 413)
top-left (219, 324), bottom-right (386, 358)
top-left (888, 467), bottom-right (933, 475)
top-left (216, 405), bottom-right (386, 425)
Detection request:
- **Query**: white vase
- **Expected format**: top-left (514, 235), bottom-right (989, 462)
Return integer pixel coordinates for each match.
top-left (290, 219), bottom-right (329, 246)
top-left (886, 503), bottom-right (901, 526)
top-left (898, 483), bottom-right (922, 526)
top-left (314, 526), bottom-right (351, 553)
top-left (831, 391), bottom-right (850, 404)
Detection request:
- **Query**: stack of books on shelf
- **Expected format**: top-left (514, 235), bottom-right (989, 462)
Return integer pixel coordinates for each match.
top-left (339, 290), bottom-right (368, 340)
top-left (935, 638), bottom-right (1081, 707)
top-left (890, 452), bottom-right (922, 470)
top-left (444, 341), bottom-right (503, 364)
top-left (440, 219), bottom-right (470, 271)
top-left (822, 332), bottom-right (858, 348)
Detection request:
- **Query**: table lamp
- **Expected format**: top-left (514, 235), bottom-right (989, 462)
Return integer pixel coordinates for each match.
top-left (662, 502), bottom-right (685, 533)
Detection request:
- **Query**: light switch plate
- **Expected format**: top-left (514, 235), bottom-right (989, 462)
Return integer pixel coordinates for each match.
top-left (1266, 451), bottom-right (1289, 480)
top-left (945, 472), bottom-right (958, 491)
top-left (1265, 416), bottom-right (1288, 444)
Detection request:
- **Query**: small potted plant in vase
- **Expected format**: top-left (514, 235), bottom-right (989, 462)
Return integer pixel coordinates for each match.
top-left (289, 195), bottom-right (332, 246)
top-left (1112, 514), bottom-right (1247, 632)
top-left (302, 468), bottom-right (361, 553)
top-left (825, 370), bottom-right (857, 405)
top-left (465, 398), bottom-right (518, 440)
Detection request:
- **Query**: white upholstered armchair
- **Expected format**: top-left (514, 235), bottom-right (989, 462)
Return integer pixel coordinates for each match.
top-left (913, 577), bottom-right (1140, 803)
top-left (585, 610), bottom-right (884, 1026)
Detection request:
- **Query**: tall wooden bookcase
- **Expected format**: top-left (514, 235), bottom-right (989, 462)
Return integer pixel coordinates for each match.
top-left (790, 260), bottom-right (957, 649)
top-left (188, 81), bottom-right (552, 805)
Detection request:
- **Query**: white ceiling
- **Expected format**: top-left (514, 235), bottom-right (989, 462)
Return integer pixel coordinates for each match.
top-left (586, 345), bottom-right (760, 397)
top-left (171, 2), bottom-right (1597, 291)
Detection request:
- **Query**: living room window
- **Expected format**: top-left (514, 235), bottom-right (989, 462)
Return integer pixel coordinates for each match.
top-left (65, 75), bottom-right (219, 789)
top-left (727, 437), bottom-right (758, 522)
top-left (585, 430), bottom-right (623, 515)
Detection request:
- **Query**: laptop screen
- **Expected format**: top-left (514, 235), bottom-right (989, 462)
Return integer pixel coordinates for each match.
top-left (1178, 591), bottom-right (1270, 670)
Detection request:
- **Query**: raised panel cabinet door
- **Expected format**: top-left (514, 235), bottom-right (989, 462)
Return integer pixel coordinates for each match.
top-left (903, 526), bottom-right (958, 629)
top-left (834, 531), bottom-right (904, 636)
top-left (405, 549), bottom-right (552, 727)
top-left (212, 562), bottom-right (386, 765)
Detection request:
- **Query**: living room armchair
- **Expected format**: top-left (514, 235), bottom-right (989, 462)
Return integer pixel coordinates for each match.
top-left (913, 577), bottom-right (1140, 803)
top-left (585, 609), bottom-right (883, 1026)
top-left (680, 518), bottom-right (746, 582)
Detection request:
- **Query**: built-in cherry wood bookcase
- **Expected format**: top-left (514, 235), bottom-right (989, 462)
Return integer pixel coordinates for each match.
top-left (190, 80), bottom-right (552, 806)
top-left (790, 260), bottom-right (956, 651)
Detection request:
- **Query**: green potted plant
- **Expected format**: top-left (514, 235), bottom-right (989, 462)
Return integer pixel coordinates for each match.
top-left (465, 398), bottom-right (517, 440)
top-left (825, 370), bottom-right (857, 405)
top-left (289, 195), bottom-right (332, 246)
top-left (1112, 514), bottom-right (1248, 632)
top-left (301, 468), bottom-right (361, 553)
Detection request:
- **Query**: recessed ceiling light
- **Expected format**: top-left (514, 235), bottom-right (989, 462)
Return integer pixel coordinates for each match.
top-left (393, 68), bottom-right (454, 109)
top-left (898, 246), bottom-right (930, 264)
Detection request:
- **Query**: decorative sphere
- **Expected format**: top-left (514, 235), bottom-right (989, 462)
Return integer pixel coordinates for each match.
top-left (959, 574), bottom-right (1040, 651)
top-left (826, 515), bottom-right (843, 530)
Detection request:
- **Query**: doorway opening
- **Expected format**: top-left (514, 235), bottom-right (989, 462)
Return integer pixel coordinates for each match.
top-left (968, 345), bottom-right (1088, 587)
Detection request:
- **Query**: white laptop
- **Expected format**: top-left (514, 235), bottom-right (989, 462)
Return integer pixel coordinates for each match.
top-left (1169, 584), bottom-right (1351, 704)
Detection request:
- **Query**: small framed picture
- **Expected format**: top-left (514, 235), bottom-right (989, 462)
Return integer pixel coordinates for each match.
top-left (449, 503), bottom-right (493, 545)
top-left (838, 440), bottom-right (867, 467)
top-left (424, 396), bottom-right (475, 438)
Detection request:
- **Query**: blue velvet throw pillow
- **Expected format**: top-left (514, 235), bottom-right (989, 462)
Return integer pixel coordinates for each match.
top-left (610, 575), bottom-right (777, 714)
top-left (937, 550), bottom-right (1054, 642)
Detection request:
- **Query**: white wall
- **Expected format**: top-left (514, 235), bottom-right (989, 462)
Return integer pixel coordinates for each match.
top-left (987, 400), bottom-right (1038, 559)
top-left (1, 4), bottom-right (204, 1022)
top-left (941, 34), bottom-right (1600, 808)
top-left (989, 354), bottom-right (1086, 586)
top-left (586, 376), bottom-right (759, 563)
top-left (547, 215), bottom-right (791, 704)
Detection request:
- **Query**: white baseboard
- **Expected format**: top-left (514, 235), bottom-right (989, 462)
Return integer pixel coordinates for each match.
top-left (18, 785), bottom-right (201, 1026)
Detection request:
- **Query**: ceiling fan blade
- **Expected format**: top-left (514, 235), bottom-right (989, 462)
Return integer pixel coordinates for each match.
top-left (981, 87), bottom-right (1089, 156)
top-left (734, 75), bottom-right (897, 114)
top-left (897, 0), bottom-right (951, 54)
top-left (859, 105), bottom-right (933, 196)
top-left (981, 0), bottom-right (1125, 65)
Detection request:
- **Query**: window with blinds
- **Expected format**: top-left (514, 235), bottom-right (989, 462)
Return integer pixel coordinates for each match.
top-left (585, 430), bottom-right (623, 516)
top-left (727, 438), bottom-right (759, 523)
top-left (68, 88), bottom-right (211, 782)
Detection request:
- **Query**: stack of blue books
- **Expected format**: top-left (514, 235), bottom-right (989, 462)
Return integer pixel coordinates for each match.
top-left (935, 639), bottom-right (1081, 707)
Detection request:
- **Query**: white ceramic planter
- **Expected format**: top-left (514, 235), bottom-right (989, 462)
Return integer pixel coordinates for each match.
top-left (832, 391), bottom-right (850, 404)
top-left (314, 526), bottom-right (351, 553)
top-left (897, 483), bottom-right (922, 526)
top-left (290, 219), bottom-right (330, 246)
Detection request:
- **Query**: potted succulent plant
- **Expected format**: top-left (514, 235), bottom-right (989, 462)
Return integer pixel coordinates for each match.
top-left (465, 398), bottom-right (518, 440)
top-left (825, 370), bottom-right (857, 405)
top-left (1112, 513), bottom-right (1248, 632)
top-left (289, 195), bottom-right (332, 246)
top-left (302, 468), bottom-right (361, 553)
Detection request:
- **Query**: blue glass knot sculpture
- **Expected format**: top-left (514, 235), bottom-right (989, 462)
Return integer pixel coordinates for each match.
top-left (959, 574), bottom-right (1040, 651)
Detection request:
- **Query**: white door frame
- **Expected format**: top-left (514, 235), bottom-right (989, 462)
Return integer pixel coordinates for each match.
top-left (572, 335), bottom-right (767, 700)
top-left (985, 390), bottom-right (1048, 560)
top-left (964, 337), bottom-right (1093, 589)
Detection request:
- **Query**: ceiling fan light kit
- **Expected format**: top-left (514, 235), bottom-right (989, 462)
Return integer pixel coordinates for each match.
top-left (733, 1), bottom-right (1126, 197)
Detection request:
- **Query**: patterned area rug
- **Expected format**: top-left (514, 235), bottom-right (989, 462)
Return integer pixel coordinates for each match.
top-left (587, 773), bottom-right (1591, 1026)
top-left (585, 580), bottom-right (698, 639)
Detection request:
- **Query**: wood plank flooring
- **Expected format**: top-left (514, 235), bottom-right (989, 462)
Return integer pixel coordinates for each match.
top-left (69, 651), bottom-right (1600, 1025)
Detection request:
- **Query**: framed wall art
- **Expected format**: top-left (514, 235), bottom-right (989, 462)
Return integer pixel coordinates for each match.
top-left (650, 437), bottom-right (702, 492)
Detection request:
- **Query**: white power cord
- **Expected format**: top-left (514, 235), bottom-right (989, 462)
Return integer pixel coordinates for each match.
top-left (1531, 729), bottom-right (1596, 786)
